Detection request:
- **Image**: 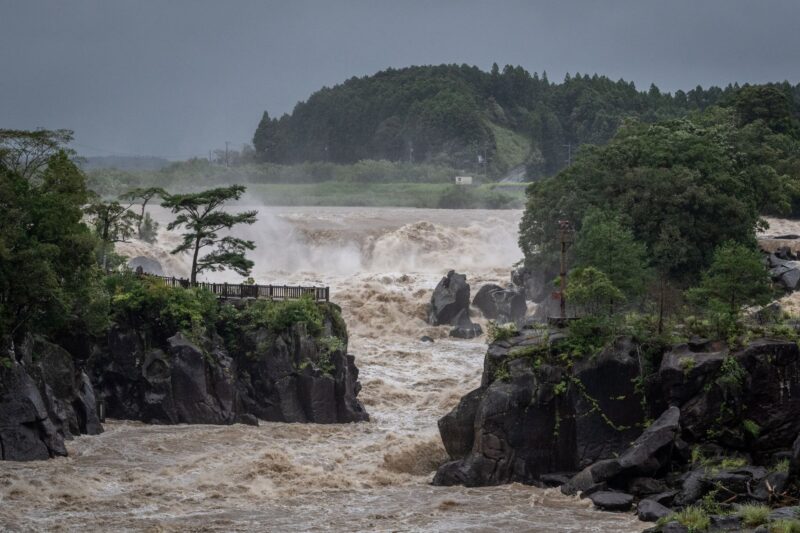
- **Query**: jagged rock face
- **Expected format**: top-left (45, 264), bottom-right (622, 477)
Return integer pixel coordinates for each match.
top-left (572, 337), bottom-right (644, 468)
top-left (436, 331), bottom-right (648, 486)
top-left (428, 270), bottom-right (470, 326)
top-left (767, 251), bottom-right (800, 291)
top-left (651, 338), bottom-right (800, 456)
top-left (511, 266), bottom-right (556, 303)
top-left (472, 284), bottom-right (527, 325)
top-left (434, 332), bottom-right (800, 495)
top-left (236, 322), bottom-right (368, 424)
top-left (435, 330), bottom-right (641, 486)
top-left (0, 364), bottom-right (66, 461)
top-left (434, 358), bottom-right (575, 486)
top-left (0, 338), bottom-right (102, 461)
top-left (94, 320), bottom-right (368, 426)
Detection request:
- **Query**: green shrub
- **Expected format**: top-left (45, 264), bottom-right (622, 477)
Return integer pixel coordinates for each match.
top-left (564, 315), bottom-right (620, 357)
top-left (736, 504), bottom-right (770, 527)
top-left (742, 419), bottom-right (761, 438)
top-left (773, 458), bottom-right (791, 473)
top-left (318, 335), bottom-right (345, 354)
top-left (717, 457), bottom-right (748, 470)
top-left (486, 321), bottom-right (518, 343)
top-left (314, 336), bottom-right (342, 375)
top-left (719, 356), bottom-right (746, 385)
top-left (493, 363), bottom-right (510, 382)
top-left (679, 356), bottom-right (696, 374)
top-left (772, 519), bottom-right (800, 533)
top-left (107, 273), bottom-right (218, 341)
top-left (239, 296), bottom-right (323, 336)
top-left (670, 505), bottom-right (711, 532)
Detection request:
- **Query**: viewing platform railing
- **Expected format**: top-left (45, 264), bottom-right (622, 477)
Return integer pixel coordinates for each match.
top-left (147, 275), bottom-right (330, 302)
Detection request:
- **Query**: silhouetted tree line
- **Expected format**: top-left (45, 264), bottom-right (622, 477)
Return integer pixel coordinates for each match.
top-left (252, 64), bottom-right (800, 179)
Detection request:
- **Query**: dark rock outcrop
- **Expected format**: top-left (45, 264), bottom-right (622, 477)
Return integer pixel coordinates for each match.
top-left (511, 266), bottom-right (557, 302)
top-left (428, 270), bottom-right (470, 326)
top-left (235, 322), bottom-right (368, 424)
top-left (472, 284), bottom-right (527, 325)
top-left (95, 316), bottom-right (368, 426)
top-left (434, 329), bottom-right (800, 521)
top-left (435, 331), bottom-right (647, 486)
top-left (448, 310), bottom-right (483, 339)
top-left (0, 338), bottom-right (102, 461)
top-left (637, 499), bottom-right (671, 522)
top-left (767, 252), bottom-right (800, 291)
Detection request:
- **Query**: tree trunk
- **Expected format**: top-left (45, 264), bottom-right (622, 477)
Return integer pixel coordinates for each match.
top-left (658, 284), bottom-right (664, 333)
top-left (137, 203), bottom-right (145, 236)
top-left (101, 220), bottom-right (110, 272)
top-left (190, 236), bottom-right (201, 285)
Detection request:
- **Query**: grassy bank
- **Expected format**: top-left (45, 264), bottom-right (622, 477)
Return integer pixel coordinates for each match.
top-left (247, 182), bottom-right (525, 208)
top-left (85, 158), bottom-right (526, 208)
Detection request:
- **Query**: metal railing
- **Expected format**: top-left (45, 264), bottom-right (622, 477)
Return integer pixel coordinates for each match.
top-left (148, 275), bottom-right (330, 302)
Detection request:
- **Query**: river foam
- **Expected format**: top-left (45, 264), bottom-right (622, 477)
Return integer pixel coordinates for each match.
top-left (0, 206), bottom-right (643, 532)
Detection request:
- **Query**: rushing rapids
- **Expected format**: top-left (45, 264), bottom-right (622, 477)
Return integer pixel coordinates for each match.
top-left (0, 206), bottom-right (642, 532)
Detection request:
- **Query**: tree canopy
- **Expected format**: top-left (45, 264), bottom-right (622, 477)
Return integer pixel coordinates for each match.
top-left (0, 132), bottom-right (106, 347)
top-left (161, 185), bottom-right (258, 284)
top-left (251, 64), bottom-right (800, 179)
top-left (519, 105), bottom-right (800, 284)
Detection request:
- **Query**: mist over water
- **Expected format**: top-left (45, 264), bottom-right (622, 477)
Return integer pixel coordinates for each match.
top-left (0, 206), bottom-right (642, 532)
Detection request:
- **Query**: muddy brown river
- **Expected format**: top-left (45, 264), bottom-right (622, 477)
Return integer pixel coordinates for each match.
top-left (0, 207), bottom-right (643, 532)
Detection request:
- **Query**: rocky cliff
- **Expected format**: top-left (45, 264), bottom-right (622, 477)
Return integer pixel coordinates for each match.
top-left (433, 324), bottom-right (800, 527)
top-left (0, 298), bottom-right (368, 461)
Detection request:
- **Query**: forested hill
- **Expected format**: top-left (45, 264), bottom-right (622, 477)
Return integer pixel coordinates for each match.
top-left (252, 63), bottom-right (800, 179)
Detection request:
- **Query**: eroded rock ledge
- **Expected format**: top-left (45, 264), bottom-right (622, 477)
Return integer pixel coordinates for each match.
top-left (1, 300), bottom-right (368, 461)
top-left (433, 325), bottom-right (800, 528)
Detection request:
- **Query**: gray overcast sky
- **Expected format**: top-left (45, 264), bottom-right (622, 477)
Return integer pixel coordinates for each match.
top-left (2, 0), bottom-right (799, 159)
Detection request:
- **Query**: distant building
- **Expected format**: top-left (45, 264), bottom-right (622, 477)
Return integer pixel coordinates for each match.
top-left (454, 176), bottom-right (473, 185)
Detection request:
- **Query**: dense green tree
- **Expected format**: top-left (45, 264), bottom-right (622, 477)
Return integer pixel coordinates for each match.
top-left (0, 132), bottom-right (105, 348)
top-left (84, 199), bottom-right (138, 270)
top-left (120, 187), bottom-right (165, 239)
top-left (161, 185), bottom-right (258, 284)
top-left (519, 110), bottom-right (794, 283)
top-left (735, 85), bottom-right (797, 134)
top-left (564, 267), bottom-right (625, 316)
top-left (0, 128), bottom-right (75, 179)
top-left (573, 209), bottom-right (651, 299)
top-left (251, 65), bottom-right (793, 177)
top-left (687, 241), bottom-right (772, 314)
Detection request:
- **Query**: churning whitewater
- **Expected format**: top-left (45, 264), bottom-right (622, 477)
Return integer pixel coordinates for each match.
top-left (0, 207), bottom-right (642, 532)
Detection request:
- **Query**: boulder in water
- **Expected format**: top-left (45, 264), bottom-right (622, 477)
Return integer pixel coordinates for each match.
top-left (472, 284), bottom-right (527, 325)
top-left (588, 491), bottom-right (634, 512)
top-left (637, 499), bottom-right (671, 522)
top-left (428, 270), bottom-right (470, 326)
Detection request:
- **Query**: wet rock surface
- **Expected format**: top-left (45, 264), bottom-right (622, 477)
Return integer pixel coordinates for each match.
top-left (95, 316), bottom-right (368, 426)
top-left (434, 325), bottom-right (800, 529)
top-left (472, 284), bottom-right (527, 325)
top-left (428, 270), bottom-right (470, 326)
top-left (2, 301), bottom-right (368, 461)
top-left (0, 338), bottom-right (102, 460)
